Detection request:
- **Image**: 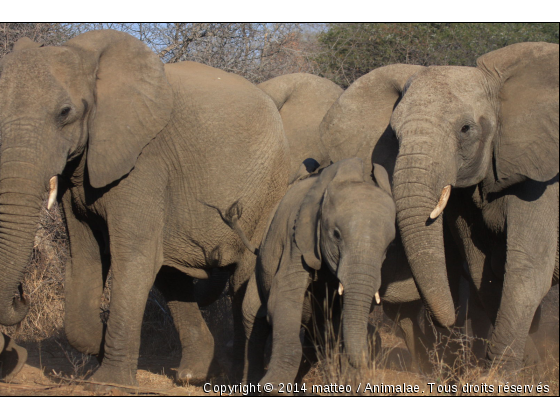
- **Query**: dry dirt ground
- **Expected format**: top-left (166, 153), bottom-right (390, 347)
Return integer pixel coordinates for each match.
top-left (1, 288), bottom-right (558, 396)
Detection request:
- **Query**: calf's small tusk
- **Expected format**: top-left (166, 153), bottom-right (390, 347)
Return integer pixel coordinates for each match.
top-left (47, 176), bottom-right (58, 211)
top-left (375, 292), bottom-right (381, 305)
top-left (430, 185), bottom-right (452, 220)
top-left (338, 282), bottom-right (344, 296)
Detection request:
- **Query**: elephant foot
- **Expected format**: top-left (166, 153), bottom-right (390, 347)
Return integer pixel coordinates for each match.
top-left (485, 351), bottom-right (524, 373)
top-left (522, 337), bottom-right (541, 368)
top-left (176, 367), bottom-right (206, 386)
top-left (0, 334), bottom-right (28, 382)
top-left (85, 364), bottom-right (139, 394)
top-left (176, 357), bottom-right (221, 386)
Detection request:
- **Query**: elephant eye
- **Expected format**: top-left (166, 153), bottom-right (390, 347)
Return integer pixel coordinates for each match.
top-left (460, 125), bottom-right (471, 133)
top-left (58, 106), bottom-right (73, 123)
top-left (333, 229), bottom-right (341, 240)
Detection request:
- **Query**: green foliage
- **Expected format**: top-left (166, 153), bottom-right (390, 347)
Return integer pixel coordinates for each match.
top-left (316, 23), bottom-right (559, 88)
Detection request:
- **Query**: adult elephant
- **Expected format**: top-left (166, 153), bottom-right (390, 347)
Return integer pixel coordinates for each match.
top-left (322, 42), bottom-right (559, 371)
top-left (258, 73), bottom-right (343, 180)
top-left (0, 30), bottom-right (288, 387)
top-left (319, 63), bottom-right (465, 370)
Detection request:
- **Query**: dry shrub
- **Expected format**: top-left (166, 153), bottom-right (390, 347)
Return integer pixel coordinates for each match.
top-left (304, 289), bottom-right (559, 396)
top-left (0, 201), bottom-right (182, 361)
top-left (0, 203), bottom-right (68, 341)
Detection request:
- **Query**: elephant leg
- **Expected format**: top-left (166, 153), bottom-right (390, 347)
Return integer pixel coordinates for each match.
top-left (297, 281), bottom-right (331, 382)
top-left (260, 266), bottom-right (310, 392)
top-left (488, 184), bottom-right (557, 371)
top-left (465, 286), bottom-right (493, 361)
top-left (90, 218), bottom-right (164, 388)
top-left (523, 336), bottom-right (541, 368)
top-left (61, 194), bottom-right (109, 356)
top-left (167, 300), bottom-right (215, 384)
top-left (446, 193), bottom-right (502, 321)
top-left (241, 272), bottom-right (269, 385)
top-left (229, 248), bottom-right (258, 382)
top-left (0, 333), bottom-right (27, 382)
top-left (383, 301), bottom-right (431, 372)
top-left (155, 266), bottom-right (228, 384)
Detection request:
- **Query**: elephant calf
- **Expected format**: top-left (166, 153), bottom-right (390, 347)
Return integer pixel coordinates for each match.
top-left (240, 158), bottom-right (396, 389)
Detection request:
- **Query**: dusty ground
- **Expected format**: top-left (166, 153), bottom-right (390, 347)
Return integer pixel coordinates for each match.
top-left (1, 287), bottom-right (558, 396)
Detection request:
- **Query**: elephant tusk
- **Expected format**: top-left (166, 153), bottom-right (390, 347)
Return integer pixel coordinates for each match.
top-left (47, 176), bottom-right (58, 211)
top-left (375, 292), bottom-right (381, 305)
top-left (338, 282), bottom-right (344, 296)
top-left (430, 185), bottom-right (452, 220)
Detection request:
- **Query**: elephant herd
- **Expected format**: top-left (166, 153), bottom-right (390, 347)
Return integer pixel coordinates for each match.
top-left (0, 30), bottom-right (557, 394)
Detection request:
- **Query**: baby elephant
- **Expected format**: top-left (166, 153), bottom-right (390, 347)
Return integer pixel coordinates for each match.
top-left (241, 158), bottom-right (395, 389)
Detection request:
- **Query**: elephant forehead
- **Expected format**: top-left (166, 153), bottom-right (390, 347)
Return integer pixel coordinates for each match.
top-left (0, 47), bottom-right (88, 112)
top-left (401, 66), bottom-right (487, 110)
top-left (326, 183), bottom-right (395, 219)
top-left (1, 46), bottom-right (80, 80)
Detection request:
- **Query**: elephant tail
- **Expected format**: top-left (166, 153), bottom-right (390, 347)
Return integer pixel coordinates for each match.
top-left (226, 201), bottom-right (259, 256)
top-left (198, 199), bottom-right (259, 255)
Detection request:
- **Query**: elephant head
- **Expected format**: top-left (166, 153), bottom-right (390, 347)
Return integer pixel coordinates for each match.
top-left (0, 30), bottom-right (173, 326)
top-left (389, 42), bottom-right (559, 326)
top-left (294, 158), bottom-right (396, 366)
top-left (258, 73), bottom-right (343, 179)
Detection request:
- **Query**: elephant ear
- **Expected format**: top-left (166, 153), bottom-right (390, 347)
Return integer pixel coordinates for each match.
top-left (294, 158), bottom-right (364, 270)
top-left (13, 37), bottom-right (44, 50)
top-left (372, 163), bottom-right (392, 197)
top-left (320, 64), bottom-right (423, 179)
top-left (477, 42), bottom-right (559, 187)
top-left (64, 30), bottom-right (173, 188)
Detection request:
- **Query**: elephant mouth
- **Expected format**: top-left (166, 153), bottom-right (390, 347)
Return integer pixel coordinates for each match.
top-left (338, 281), bottom-right (381, 304)
top-left (16, 283), bottom-right (27, 306)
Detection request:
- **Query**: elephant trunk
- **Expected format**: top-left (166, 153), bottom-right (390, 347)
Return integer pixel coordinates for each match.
top-left (393, 141), bottom-right (456, 327)
top-left (0, 147), bottom-right (47, 325)
top-left (337, 255), bottom-right (380, 368)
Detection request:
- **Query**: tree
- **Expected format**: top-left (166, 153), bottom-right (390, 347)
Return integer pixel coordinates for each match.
top-left (316, 23), bottom-right (559, 88)
top-left (67, 23), bottom-right (313, 83)
top-left (0, 23), bottom-right (75, 58)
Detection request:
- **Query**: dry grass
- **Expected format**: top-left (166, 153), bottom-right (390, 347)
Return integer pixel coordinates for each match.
top-left (0, 202), bottom-right (558, 396)
top-left (304, 299), bottom-right (559, 396)
top-left (0, 204), bottom-right (67, 341)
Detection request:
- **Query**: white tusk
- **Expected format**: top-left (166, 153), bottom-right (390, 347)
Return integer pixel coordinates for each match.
top-left (338, 282), bottom-right (344, 296)
top-left (375, 292), bottom-right (381, 305)
top-left (430, 185), bottom-right (452, 220)
top-left (47, 176), bottom-right (58, 210)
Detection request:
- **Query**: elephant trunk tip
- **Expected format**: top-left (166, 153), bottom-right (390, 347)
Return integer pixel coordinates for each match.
top-left (428, 303), bottom-right (456, 328)
top-left (0, 283), bottom-right (30, 327)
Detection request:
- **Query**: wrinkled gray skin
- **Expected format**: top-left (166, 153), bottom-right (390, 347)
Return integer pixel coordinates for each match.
top-left (241, 158), bottom-right (396, 390)
top-left (0, 332), bottom-right (27, 382)
top-left (258, 73), bottom-right (343, 180)
top-left (0, 30), bottom-right (289, 388)
top-left (321, 42), bottom-right (559, 371)
top-left (320, 64), bottom-right (468, 372)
